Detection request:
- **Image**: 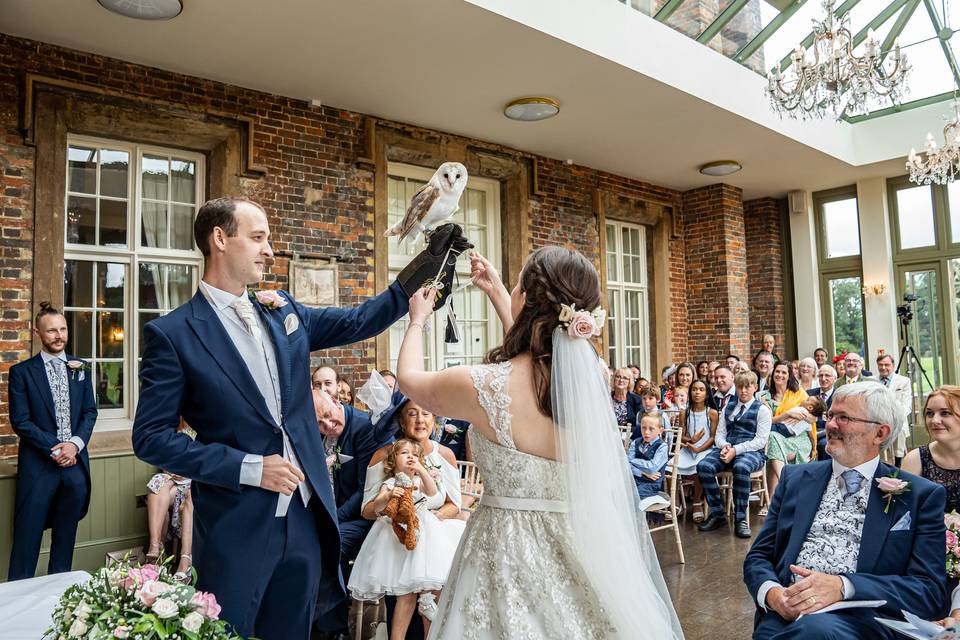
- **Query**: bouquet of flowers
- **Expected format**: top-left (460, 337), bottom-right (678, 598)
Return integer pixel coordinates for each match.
top-left (947, 511), bottom-right (960, 578)
top-left (45, 556), bottom-right (243, 639)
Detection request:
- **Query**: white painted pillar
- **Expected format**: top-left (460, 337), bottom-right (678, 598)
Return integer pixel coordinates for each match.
top-left (856, 178), bottom-right (899, 364)
top-left (788, 190), bottom-right (823, 357)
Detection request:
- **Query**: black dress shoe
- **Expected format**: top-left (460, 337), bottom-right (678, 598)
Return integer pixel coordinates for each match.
top-left (697, 513), bottom-right (727, 532)
top-left (735, 520), bottom-right (752, 538)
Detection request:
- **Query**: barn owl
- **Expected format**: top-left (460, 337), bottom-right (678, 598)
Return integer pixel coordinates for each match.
top-left (385, 162), bottom-right (468, 243)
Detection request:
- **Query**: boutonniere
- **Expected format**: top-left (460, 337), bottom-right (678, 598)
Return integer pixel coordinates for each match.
top-left (65, 360), bottom-right (89, 381)
top-left (425, 460), bottom-right (444, 490)
top-left (876, 471), bottom-right (910, 513)
top-left (327, 446), bottom-right (344, 475)
top-left (249, 289), bottom-right (287, 310)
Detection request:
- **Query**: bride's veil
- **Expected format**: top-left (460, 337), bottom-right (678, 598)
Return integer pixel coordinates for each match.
top-left (552, 327), bottom-right (684, 639)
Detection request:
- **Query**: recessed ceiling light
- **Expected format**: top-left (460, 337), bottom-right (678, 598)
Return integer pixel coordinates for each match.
top-left (97, 0), bottom-right (183, 20)
top-left (699, 160), bottom-right (742, 176)
top-left (503, 97), bottom-right (560, 122)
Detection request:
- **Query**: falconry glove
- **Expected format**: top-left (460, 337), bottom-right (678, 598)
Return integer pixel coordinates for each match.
top-left (396, 223), bottom-right (473, 310)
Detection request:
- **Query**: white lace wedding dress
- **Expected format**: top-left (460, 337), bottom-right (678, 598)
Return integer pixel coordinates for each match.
top-left (429, 361), bottom-right (683, 639)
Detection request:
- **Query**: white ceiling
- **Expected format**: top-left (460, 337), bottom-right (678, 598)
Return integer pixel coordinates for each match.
top-left (0, 0), bottom-right (918, 199)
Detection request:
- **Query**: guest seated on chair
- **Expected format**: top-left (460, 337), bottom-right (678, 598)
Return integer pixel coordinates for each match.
top-left (311, 386), bottom-right (382, 637)
top-left (761, 363), bottom-right (814, 506)
top-left (807, 365), bottom-right (837, 461)
top-left (145, 421), bottom-right (196, 583)
top-left (697, 371), bottom-right (771, 539)
top-left (610, 367), bottom-right (643, 430)
top-left (629, 413), bottom-right (669, 500)
top-left (744, 381), bottom-right (947, 640)
top-left (677, 380), bottom-right (719, 523)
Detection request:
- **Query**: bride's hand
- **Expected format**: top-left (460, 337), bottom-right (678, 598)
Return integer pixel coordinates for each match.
top-left (408, 287), bottom-right (438, 325)
top-left (470, 251), bottom-right (502, 296)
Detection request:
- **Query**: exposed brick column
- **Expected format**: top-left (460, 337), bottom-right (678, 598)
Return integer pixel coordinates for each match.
top-left (744, 197), bottom-right (786, 355)
top-left (682, 184), bottom-right (750, 362)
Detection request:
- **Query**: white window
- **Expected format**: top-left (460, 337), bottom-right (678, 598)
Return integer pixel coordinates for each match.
top-left (605, 221), bottom-right (650, 378)
top-left (385, 163), bottom-right (502, 372)
top-left (63, 136), bottom-right (204, 429)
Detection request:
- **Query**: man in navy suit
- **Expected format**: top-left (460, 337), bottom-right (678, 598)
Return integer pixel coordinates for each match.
top-left (806, 364), bottom-right (838, 461)
top-left (133, 197), bottom-right (442, 639)
top-left (744, 381), bottom-right (946, 639)
top-left (8, 302), bottom-right (97, 580)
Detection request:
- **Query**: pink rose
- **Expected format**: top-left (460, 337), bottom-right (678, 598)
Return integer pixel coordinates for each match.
top-left (139, 564), bottom-right (160, 581)
top-left (114, 626), bottom-right (130, 638)
top-left (135, 579), bottom-right (170, 606)
top-left (254, 290), bottom-right (287, 309)
top-left (948, 530), bottom-right (958, 550)
top-left (443, 423), bottom-right (458, 434)
top-left (190, 591), bottom-right (222, 620)
top-left (876, 476), bottom-right (908, 493)
top-left (66, 360), bottom-right (83, 370)
top-left (567, 311), bottom-right (598, 339)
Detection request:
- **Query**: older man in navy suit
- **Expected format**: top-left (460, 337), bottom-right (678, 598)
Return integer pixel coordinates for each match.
top-left (8, 302), bottom-right (97, 580)
top-left (744, 382), bottom-right (946, 639)
top-left (806, 364), bottom-right (838, 461)
top-left (133, 197), bottom-right (452, 639)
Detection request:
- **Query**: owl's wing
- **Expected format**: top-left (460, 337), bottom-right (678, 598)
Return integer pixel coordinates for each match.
top-left (396, 182), bottom-right (441, 241)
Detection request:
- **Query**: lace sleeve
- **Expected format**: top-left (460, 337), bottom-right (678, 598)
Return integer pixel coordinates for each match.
top-left (469, 361), bottom-right (515, 449)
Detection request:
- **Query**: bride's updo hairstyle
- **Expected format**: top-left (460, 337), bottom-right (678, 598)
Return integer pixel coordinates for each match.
top-left (485, 246), bottom-right (601, 418)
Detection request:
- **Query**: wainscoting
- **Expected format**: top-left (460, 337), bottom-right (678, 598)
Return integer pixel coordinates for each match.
top-left (0, 451), bottom-right (156, 580)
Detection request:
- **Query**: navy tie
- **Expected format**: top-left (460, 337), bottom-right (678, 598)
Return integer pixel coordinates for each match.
top-left (841, 469), bottom-right (864, 499)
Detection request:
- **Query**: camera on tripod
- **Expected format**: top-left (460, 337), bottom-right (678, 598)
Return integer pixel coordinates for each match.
top-left (896, 293), bottom-right (918, 325)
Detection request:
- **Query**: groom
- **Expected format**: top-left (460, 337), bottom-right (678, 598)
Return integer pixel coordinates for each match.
top-left (743, 382), bottom-right (946, 639)
top-left (133, 197), bottom-right (450, 639)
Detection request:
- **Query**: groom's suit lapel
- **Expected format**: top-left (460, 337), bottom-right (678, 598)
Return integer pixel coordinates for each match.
top-left (186, 292), bottom-right (278, 427)
top-left (857, 461), bottom-right (900, 573)
top-left (253, 299), bottom-right (291, 417)
top-left (27, 354), bottom-right (57, 422)
top-left (783, 463), bottom-right (832, 571)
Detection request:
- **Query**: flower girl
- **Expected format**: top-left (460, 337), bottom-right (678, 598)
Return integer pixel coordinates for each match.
top-left (348, 439), bottom-right (462, 640)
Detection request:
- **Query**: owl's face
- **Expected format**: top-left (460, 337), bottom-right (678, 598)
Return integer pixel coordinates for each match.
top-left (438, 162), bottom-right (468, 193)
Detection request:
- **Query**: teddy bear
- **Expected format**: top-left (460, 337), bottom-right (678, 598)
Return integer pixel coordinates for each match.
top-left (382, 472), bottom-right (420, 550)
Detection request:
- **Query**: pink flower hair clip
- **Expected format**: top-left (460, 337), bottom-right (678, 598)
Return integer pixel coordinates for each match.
top-left (558, 303), bottom-right (606, 340)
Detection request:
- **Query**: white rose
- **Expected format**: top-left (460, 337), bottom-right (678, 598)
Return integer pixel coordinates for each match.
top-left (74, 602), bottom-right (92, 620)
top-left (152, 597), bottom-right (179, 619)
top-left (182, 611), bottom-right (205, 633)
top-left (67, 619), bottom-right (88, 638)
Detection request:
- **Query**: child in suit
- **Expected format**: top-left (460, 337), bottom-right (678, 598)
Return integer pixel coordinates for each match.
top-left (629, 414), bottom-right (669, 500)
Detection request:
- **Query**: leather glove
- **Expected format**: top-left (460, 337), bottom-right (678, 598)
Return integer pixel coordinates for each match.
top-left (396, 223), bottom-right (474, 310)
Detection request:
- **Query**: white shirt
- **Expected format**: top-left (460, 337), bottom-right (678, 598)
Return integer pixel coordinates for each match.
top-left (756, 456), bottom-right (881, 611)
top-left (715, 398), bottom-right (771, 455)
top-left (39, 350), bottom-right (87, 453)
top-left (199, 280), bottom-right (311, 516)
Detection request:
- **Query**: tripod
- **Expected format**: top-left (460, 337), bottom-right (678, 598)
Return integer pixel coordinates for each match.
top-left (896, 314), bottom-right (933, 452)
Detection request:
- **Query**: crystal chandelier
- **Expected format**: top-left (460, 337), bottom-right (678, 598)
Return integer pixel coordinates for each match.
top-left (765, 0), bottom-right (911, 120)
top-left (907, 101), bottom-right (960, 184)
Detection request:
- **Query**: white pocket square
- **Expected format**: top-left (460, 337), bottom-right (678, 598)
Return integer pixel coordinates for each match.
top-left (890, 511), bottom-right (911, 532)
top-left (284, 314), bottom-right (300, 335)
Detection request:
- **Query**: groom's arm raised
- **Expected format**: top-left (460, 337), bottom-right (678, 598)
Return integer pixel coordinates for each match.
top-left (288, 281), bottom-right (409, 351)
top-left (133, 322), bottom-right (249, 492)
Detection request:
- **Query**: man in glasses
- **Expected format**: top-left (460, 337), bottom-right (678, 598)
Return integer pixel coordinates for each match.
top-left (745, 381), bottom-right (946, 639)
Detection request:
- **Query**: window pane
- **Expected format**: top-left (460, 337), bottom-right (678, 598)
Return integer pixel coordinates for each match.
top-left (170, 204), bottom-right (194, 250)
top-left (947, 182), bottom-right (960, 244)
top-left (64, 260), bottom-right (94, 308)
top-left (168, 264), bottom-right (193, 308)
top-left (138, 263), bottom-right (164, 309)
top-left (97, 262), bottom-right (125, 308)
top-left (895, 186), bottom-right (936, 250)
top-left (170, 159), bottom-right (196, 203)
top-left (64, 310), bottom-right (93, 359)
top-left (96, 361), bottom-right (124, 409)
top-left (98, 311), bottom-right (125, 358)
top-left (828, 276), bottom-right (864, 355)
top-left (822, 198), bottom-right (860, 258)
top-left (99, 149), bottom-right (129, 198)
top-left (605, 224), bottom-right (618, 282)
top-left (903, 269), bottom-right (942, 394)
top-left (142, 202), bottom-right (168, 248)
top-left (142, 155), bottom-right (169, 200)
top-left (68, 146), bottom-right (97, 194)
top-left (99, 199), bottom-right (128, 248)
top-left (66, 195), bottom-right (96, 245)
top-left (621, 227), bottom-right (633, 282)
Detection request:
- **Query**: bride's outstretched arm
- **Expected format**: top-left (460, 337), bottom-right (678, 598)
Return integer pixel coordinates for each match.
top-left (470, 251), bottom-right (513, 333)
top-left (397, 288), bottom-right (485, 426)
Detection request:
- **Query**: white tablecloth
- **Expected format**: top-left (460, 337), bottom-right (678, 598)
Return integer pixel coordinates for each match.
top-left (0, 571), bottom-right (91, 639)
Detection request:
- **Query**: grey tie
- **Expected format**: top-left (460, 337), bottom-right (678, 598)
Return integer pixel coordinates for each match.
top-left (46, 359), bottom-right (72, 442)
top-left (882, 377), bottom-right (890, 387)
top-left (230, 296), bottom-right (263, 342)
top-left (841, 469), bottom-right (864, 500)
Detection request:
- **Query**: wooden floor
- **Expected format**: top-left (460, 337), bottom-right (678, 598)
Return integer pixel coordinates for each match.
top-left (653, 512), bottom-right (760, 640)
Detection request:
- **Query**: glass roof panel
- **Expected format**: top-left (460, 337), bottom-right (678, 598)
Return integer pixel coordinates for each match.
top-left (665, 0), bottom-right (728, 37)
top-left (741, 0), bottom-right (825, 73)
top-left (706, 1), bottom-right (770, 63)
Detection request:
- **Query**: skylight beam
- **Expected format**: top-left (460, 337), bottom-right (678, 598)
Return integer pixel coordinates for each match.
top-left (735, 0), bottom-right (813, 62)
top-left (697, 0), bottom-right (752, 43)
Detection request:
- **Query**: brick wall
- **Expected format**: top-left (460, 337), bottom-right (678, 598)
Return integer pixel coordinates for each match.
top-left (682, 184), bottom-right (751, 361)
top-left (744, 197), bottom-right (786, 357)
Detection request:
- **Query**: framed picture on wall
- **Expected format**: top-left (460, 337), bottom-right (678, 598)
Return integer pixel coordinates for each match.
top-left (289, 260), bottom-right (338, 307)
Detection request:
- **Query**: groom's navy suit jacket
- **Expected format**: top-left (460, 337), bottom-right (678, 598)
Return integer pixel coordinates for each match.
top-left (133, 283), bottom-right (408, 621)
top-left (744, 460), bottom-right (947, 626)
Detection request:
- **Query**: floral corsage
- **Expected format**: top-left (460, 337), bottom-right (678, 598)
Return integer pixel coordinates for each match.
top-left (876, 472), bottom-right (910, 513)
top-left (558, 303), bottom-right (606, 339)
top-left (66, 359), bottom-right (89, 381)
top-left (250, 289), bottom-right (287, 310)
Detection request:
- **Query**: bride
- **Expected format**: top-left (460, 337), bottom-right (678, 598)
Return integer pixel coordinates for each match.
top-left (396, 246), bottom-right (684, 639)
